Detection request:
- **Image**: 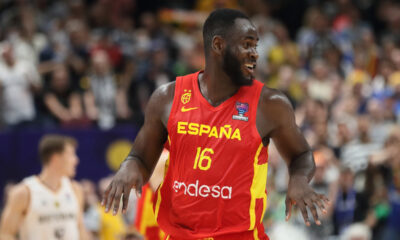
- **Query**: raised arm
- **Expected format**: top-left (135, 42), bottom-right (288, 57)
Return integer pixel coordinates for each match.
top-left (102, 82), bottom-right (174, 215)
top-left (256, 88), bottom-right (329, 226)
top-left (0, 184), bottom-right (29, 240)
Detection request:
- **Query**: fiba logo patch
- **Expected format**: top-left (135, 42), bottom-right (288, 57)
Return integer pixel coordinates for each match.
top-left (232, 102), bottom-right (249, 121)
top-left (181, 89), bottom-right (192, 104)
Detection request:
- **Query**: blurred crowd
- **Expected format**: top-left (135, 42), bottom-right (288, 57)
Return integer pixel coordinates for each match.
top-left (2, 0), bottom-right (400, 239)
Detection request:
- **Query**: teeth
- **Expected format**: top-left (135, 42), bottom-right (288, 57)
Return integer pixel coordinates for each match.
top-left (245, 64), bottom-right (254, 69)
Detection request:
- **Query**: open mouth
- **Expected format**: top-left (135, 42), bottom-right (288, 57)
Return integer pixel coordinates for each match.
top-left (244, 63), bottom-right (256, 74)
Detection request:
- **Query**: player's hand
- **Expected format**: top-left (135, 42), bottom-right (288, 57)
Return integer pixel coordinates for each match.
top-left (285, 175), bottom-right (329, 226)
top-left (101, 159), bottom-right (144, 215)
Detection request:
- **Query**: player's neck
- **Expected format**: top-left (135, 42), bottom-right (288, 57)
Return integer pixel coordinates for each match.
top-left (38, 168), bottom-right (63, 192)
top-left (201, 67), bottom-right (240, 106)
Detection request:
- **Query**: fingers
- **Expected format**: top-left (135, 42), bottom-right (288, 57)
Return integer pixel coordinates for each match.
top-left (104, 182), bottom-right (117, 213)
top-left (297, 201), bottom-right (311, 227)
top-left (285, 197), bottom-right (293, 221)
top-left (112, 185), bottom-right (123, 215)
top-left (135, 176), bottom-right (143, 198)
top-left (102, 173), bottom-right (144, 215)
top-left (101, 182), bottom-right (112, 207)
top-left (305, 198), bottom-right (320, 225)
top-left (122, 185), bottom-right (131, 214)
top-left (320, 194), bottom-right (330, 205)
top-left (314, 194), bottom-right (328, 214)
top-left (121, 177), bottom-right (143, 214)
top-left (298, 193), bottom-right (330, 226)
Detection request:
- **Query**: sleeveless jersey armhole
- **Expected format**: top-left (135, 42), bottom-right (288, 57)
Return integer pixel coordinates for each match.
top-left (250, 81), bottom-right (265, 143)
top-left (167, 77), bottom-right (182, 131)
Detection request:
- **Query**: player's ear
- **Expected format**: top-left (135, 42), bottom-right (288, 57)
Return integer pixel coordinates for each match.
top-left (211, 35), bottom-right (225, 55)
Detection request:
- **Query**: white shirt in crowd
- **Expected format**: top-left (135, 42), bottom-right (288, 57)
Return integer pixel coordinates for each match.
top-left (0, 60), bottom-right (41, 125)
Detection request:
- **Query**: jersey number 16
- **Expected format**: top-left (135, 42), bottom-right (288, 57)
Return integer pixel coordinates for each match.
top-left (193, 147), bottom-right (214, 171)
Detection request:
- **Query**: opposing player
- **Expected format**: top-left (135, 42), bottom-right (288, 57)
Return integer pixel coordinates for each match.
top-left (102, 9), bottom-right (329, 239)
top-left (0, 134), bottom-right (90, 240)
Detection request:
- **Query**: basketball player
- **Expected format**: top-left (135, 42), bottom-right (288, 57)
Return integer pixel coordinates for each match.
top-left (0, 135), bottom-right (90, 240)
top-left (102, 9), bottom-right (329, 239)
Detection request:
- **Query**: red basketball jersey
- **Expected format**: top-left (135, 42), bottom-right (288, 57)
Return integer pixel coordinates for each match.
top-left (154, 71), bottom-right (269, 240)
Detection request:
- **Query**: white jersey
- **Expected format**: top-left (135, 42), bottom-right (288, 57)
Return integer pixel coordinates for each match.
top-left (19, 176), bottom-right (80, 240)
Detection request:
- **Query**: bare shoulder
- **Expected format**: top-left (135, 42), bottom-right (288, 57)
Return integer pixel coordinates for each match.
top-left (256, 87), bottom-right (295, 139)
top-left (146, 81), bottom-right (176, 125)
top-left (9, 183), bottom-right (29, 201)
top-left (149, 81), bottom-right (176, 108)
top-left (7, 183), bottom-right (30, 211)
top-left (259, 86), bottom-right (293, 110)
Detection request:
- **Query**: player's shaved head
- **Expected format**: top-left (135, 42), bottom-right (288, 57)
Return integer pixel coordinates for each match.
top-left (203, 8), bottom-right (250, 56)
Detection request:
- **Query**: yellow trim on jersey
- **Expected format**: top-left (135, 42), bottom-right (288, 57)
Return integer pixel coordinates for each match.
top-left (261, 194), bottom-right (267, 222)
top-left (165, 136), bottom-right (171, 176)
top-left (253, 227), bottom-right (260, 240)
top-left (248, 143), bottom-right (269, 230)
top-left (159, 230), bottom-right (166, 239)
top-left (154, 181), bottom-right (163, 219)
top-left (139, 187), bottom-right (158, 232)
top-left (155, 153), bottom-right (170, 220)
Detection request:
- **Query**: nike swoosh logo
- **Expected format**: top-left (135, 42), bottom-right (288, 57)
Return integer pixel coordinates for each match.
top-left (181, 106), bottom-right (199, 112)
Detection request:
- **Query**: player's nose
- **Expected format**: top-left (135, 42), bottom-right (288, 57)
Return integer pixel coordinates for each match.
top-left (249, 47), bottom-right (258, 61)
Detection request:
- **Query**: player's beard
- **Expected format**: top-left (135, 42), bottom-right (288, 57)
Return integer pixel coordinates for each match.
top-left (222, 47), bottom-right (253, 86)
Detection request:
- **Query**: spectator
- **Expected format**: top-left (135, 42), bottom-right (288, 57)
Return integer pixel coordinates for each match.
top-left (306, 149), bottom-right (338, 239)
top-left (366, 99), bottom-right (392, 145)
top-left (65, 19), bottom-right (91, 85)
top-left (0, 42), bottom-right (41, 128)
top-left (251, 14), bottom-right (276, 80)
top-left (43, 63), bottom-right (87, 127)
top-left (305, 58), bottom-right (339, 103)
top-left (267, 22), bottom-right (300, 88)
top-left (83, 50), bottom-right (131, 130)
top-left (12, 6), bottom-right (48, 66)
top-left (297, 7), bottom-right (337, 67)
top-left (268, 221), bottom-right (309, 240)
top-left (275, 65), bottom-right (304, 107)
top-left (340, 116), bottom-right (381, 173)
top-left (377, 126), bottom-right (400, 240)
top-left (388, 71), bottom-right (400, 122)
top-left (361, 164), bottom-right (390, 239)
top-left (333, 167), bottom-right (357, 235)
top-left (91, 29), bottom-right (123, 69)
top-left (341, 223), bottom-right (371, 240)
top-left (371, 59), bottom-right (395, 108)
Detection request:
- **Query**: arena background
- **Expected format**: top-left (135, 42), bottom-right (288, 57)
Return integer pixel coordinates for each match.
top-left (1, 0), bottom-right (400, 239)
